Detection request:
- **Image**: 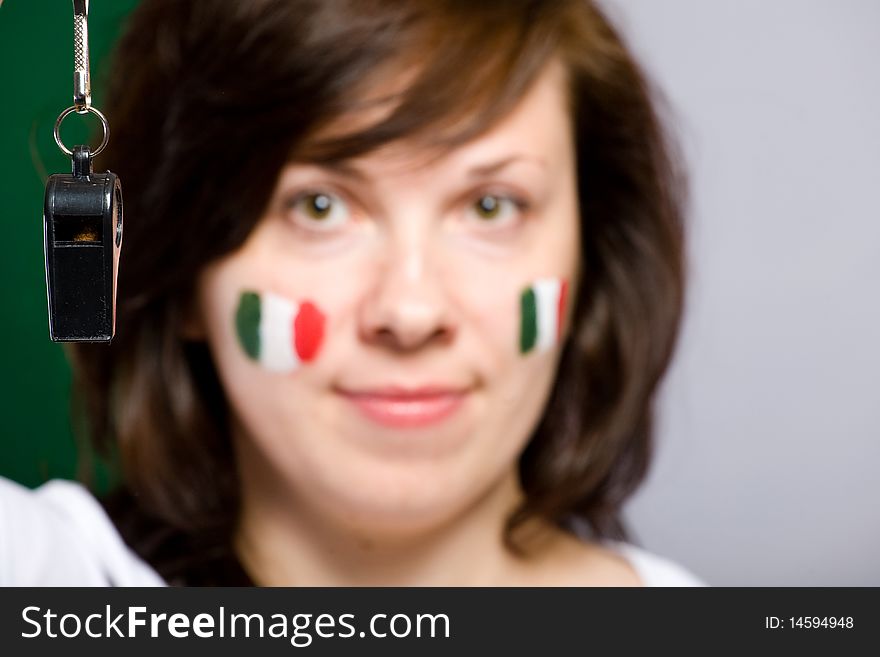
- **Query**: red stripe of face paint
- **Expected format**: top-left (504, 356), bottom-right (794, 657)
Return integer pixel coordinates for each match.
top-left (293, 301), bottom-right (325, 362)
top-left (556, 279), bottom-right (569, 341)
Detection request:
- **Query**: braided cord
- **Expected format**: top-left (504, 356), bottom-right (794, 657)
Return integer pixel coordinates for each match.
top-left (74, 14), bottom-right (87, 71)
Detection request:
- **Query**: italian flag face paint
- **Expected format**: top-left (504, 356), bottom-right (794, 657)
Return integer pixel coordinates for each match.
top-left (519, 278), bottom-right (569, 354)
top-left (235, 290), bottom-right (326, 372)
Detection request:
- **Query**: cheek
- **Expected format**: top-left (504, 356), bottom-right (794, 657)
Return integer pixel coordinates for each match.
top-left (518, 277), bottom-right (569, 355)
top-left (233, 289), bottom-right (327, 372)
top-left (452, 273), bottom-right (570, 453)
top-left (458, 272), bottom-right (570, 361)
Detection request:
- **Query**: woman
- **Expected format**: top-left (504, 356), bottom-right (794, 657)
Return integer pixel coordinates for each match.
top-left (1, 0), bottom-right (701, 586)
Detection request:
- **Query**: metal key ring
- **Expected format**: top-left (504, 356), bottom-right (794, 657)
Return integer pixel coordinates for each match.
top-left (53, 105), bottom-right (110, 157)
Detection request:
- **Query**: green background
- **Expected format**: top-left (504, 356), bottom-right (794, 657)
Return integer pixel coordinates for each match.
top-left (0, 0), bottom-right (138, 488)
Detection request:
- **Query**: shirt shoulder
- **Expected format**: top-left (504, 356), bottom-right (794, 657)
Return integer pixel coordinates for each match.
top-left (602, 540), bottom-right (707, 587)
top-left (0, 475), bottom-right (167, 586)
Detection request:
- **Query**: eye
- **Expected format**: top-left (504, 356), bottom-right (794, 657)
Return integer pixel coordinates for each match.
top-left (467, 194), bottom-right (523, 225)
top-left (286, 191), bottom-right (351, 230)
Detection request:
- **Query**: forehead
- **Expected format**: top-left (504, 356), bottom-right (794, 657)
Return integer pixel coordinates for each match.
top-left (306, 58), bottom-right (573, 178)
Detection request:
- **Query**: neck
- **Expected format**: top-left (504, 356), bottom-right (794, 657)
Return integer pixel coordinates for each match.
top-left (232, 447), bottom-right (549, 586)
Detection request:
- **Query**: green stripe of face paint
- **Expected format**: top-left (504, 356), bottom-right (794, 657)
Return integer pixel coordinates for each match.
top-left (520, 286), bottom-right (538, 354)
top-left (236, 291), bottom-right (261, 360)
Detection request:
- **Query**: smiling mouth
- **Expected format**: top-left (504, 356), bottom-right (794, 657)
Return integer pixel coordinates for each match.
top-left (335, 386), bottom-right (470, 429)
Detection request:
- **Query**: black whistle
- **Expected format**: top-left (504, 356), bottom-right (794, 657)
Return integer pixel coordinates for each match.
top-left (43, 145), bottom-right (123, 342)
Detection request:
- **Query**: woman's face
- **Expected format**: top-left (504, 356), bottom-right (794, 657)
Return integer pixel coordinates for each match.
top-left (196, 60), bottom-right (580, 535)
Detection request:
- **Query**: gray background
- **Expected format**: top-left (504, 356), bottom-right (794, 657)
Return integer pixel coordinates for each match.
top-left (609, 0), bottom-right (880, 585)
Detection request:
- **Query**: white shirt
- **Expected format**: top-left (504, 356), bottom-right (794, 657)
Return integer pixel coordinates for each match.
top-left (0, 476), bottom-right (705, 587)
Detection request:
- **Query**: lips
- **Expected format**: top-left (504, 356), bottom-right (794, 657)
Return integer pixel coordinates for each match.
top-left (336, 385), bottom-right (469, 428)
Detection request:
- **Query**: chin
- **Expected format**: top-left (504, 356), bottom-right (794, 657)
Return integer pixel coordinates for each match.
top-left (298, 457), bottom-right (482, 539)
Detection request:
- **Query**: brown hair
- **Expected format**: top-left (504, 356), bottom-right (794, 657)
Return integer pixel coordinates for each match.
top-left (70, 0), bottom-right (685, 585)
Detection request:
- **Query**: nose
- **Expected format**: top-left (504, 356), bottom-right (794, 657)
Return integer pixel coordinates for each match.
top-left (358, 230), bottom-right (455, 354)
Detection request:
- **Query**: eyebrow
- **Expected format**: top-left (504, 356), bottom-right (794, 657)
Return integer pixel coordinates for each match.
top-left (294, 153), bottom-right (546, 182)
top-left (465, 154), bottom-right (547, 179)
